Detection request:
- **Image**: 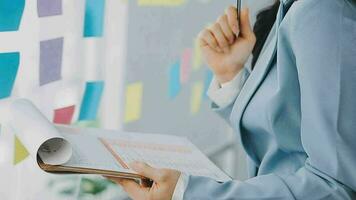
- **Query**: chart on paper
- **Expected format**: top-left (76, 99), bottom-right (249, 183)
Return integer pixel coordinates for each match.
top-left (99, 136), bottom-right (231, 182)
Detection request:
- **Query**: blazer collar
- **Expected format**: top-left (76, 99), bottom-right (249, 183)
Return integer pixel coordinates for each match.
top-left (229, 23), bottom-right (278, 163)
top-left (280, 0), bottom-right (295, 7)
top-left (229, 2), bottom-right (289, 164)
top-left (230, 0), bottom-right (295, 166)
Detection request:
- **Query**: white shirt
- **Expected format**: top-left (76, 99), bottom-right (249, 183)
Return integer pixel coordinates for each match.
top-left (171, 68), bottom-right (250, 200)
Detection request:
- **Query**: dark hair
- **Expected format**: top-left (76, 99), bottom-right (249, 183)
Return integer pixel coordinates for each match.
top-left (251, 1), bottom-right (280, 68)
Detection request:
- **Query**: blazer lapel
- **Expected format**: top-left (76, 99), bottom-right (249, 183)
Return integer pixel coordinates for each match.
top-left (229, 2), bottom-right (290, 165)
top-left (230, 23), bottom-right (278, 164)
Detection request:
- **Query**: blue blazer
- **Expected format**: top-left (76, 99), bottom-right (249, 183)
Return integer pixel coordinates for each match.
top-left (183, 0), bottom-right (356, 199)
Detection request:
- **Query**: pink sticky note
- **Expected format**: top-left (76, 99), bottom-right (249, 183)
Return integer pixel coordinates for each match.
top-left (53, 105), bottom-right (75, 124)
top-left (180, 48), bottom-right (192, 84)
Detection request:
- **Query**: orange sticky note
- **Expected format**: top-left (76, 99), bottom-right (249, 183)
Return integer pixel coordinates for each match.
top-left (14, 135), bottom-right (29, 165)
top-left (124, 82), bottom-right (143, 123)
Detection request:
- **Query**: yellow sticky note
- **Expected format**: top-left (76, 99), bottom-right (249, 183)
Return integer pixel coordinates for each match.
top-left (190, 81), bottom-right (204, 114)
top-left (138, 0), bottom-right (185, 6)
top-left (192, 38), bottom-right (202, 70)
top-left (14, 135), bottom-right (29, 165)
top-left (124, 82), bottom-right (143, 123)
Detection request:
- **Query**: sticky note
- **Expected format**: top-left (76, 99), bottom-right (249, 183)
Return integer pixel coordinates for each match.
top-left (40, 37), bottom-right (63, 86)
top-left (53, 105), bottom-right (75, 125)
top-left (83, 0), bottom-right (106, 37)
top-left (124, 82), bottom-right (143, 123)
top-left (14, 135), bottom-right (29, 165)
top-left (204, 70), bottom-right (213, 99)
top-left (74, 120), bottom-right (100, 128)
top-left (0, 52), bottom-right (20, 99)
top-left (37, 0), bottom-right (62, 17)
top-left (192, 39), bottom-right (203, 70)
top-left (0, 0), bottom-right (25, 31)
top-left (169, 61), bottom-right (181, 99)
top-left (138, 0), bottom-right (185, 6)
top-left (79, 81), bottom-right (104, 121)
top-left (180, 48), bottom-right (192, 84)
top-left (190, 81), bottom-right (204, 114)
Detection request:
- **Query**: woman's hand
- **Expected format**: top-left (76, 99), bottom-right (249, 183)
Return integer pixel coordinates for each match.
top-left (107, 162), bottom-right (181, 200)
top-left (198, 6), bottom-right (256, 84)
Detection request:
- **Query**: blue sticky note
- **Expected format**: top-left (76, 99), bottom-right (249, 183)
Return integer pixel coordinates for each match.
top-left (83, 0), bottom-right (105, 37)
top-left (204, 69), bottom-right (213, 99)
top-left (169, 61), bottom-right (181, 99)
top-left (79, 81), bottom-right (104, 120)
top-left (0, 52), bottom-right (20, 99)
top-left (0, 0), bottom-right (25, 31)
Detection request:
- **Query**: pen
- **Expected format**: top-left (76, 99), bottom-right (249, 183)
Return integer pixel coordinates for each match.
top-left (237, 0), bottom-right (241, 22)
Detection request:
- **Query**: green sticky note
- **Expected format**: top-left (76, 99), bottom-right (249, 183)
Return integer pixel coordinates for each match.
top-left (74, 120), bottom-right (101, 128)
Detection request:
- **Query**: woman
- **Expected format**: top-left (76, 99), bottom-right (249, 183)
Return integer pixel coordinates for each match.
top-left (108, 0), bottom-right (356, 199)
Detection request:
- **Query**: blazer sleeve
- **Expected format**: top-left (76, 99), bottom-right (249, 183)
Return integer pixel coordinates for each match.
top-left (208, 68), bottom-right (250, 123)
top-left (182, 0), bottom-right (356, 199)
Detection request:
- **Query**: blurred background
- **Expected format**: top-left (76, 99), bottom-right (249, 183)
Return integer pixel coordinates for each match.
top-left (0, 0), bottom-right (273, 199)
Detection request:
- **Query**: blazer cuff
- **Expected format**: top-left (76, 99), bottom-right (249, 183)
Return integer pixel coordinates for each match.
top-left (207, 68), bottom-right (249, 109)
top-left (171, 173), bottom-right (190, 200)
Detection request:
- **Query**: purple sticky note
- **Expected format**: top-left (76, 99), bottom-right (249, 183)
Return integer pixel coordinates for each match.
top-left (40, 37), bottom-right (63, 86)
top-left (37, 0), bottom-right (62, 17)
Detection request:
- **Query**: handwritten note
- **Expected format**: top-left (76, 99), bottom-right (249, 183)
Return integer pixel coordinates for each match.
top-left (124, 82), bottom-right (143, 123)
top-left (190, 81), bottom-right (204, 114)
top-left (0, 0), bottom-right (25, 31)
top-left (138, 0), bottom-right (185, 6)
top-left (37, 0), bottom-right (63, 17)
top-left (14, 135), bottom-right (29, 165)
top-left (0, 52), bottom-right (20, 99)
top-left (84, 0), bottom-right (106, 37)
top-left (40, 38), bottom-right (63, 86)
top-left (180, 48), bottom-right (192, 84)
top-left (79, 81), bottom-right (104, 120)
top-left (53, 105), bottom-right (75, 125)
top-left (169, 61), bottom-right (181, 99)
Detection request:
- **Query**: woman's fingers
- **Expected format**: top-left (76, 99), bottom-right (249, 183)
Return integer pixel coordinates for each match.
top-left (105, 176), bottom-right (148, 199)
top-left (129, 162), bottom-right (163, 182)
top-left (198, 29), bottom-right (222, 52)
top-left (226, 5), bottom-right (239, 36)
top-left (119, 179), bottom-right (149, 200)
top-left (217, 14), bottom-right (235, 44)
top-left (239, 8), bottom-right (256, 42)
top-left (198, 5), bottom-right (254, 54)
top-left (208, 23), bottom-right (230, 53)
